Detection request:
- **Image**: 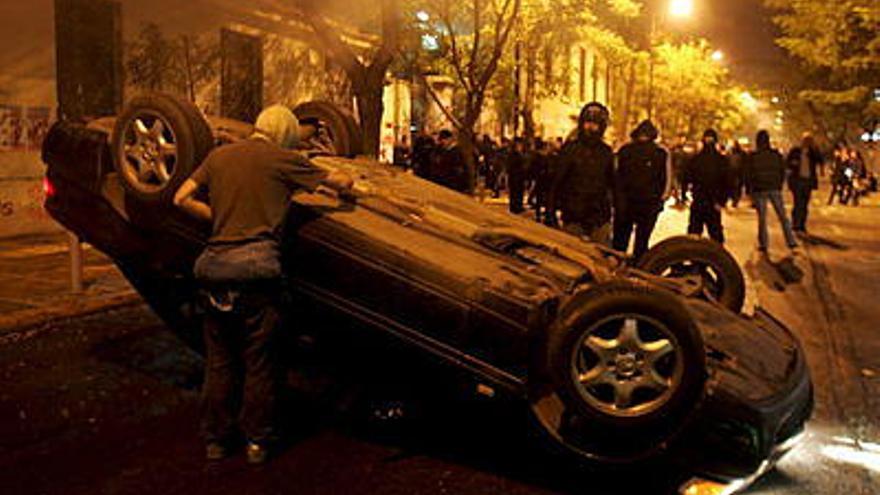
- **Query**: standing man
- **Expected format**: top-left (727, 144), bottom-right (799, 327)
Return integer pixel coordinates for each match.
top-left (787, 133), bottom-right (824, 233)
top-left (684, 129), bottom-right (731, 244)
top-left (546, 102), bottom-right (615, 244)
top-left (670, 134), bottom-right (690, 206)
top-left (507, 137), bottom-right (527, 214)
top-left (613, 120), bottom-right (671, 259)
top-left (411, 131), bottom-right (436, 179)
top-left (744, 130), bottom-right (798, 253)
top-left (428, 129), bottom-right (469, 193)
top-left (528, 138), bottom-right (553, 222)
top-left (173, 105), bottom-right (353, 464)
top-left (728, 141), bottom-right (747, 207)
top-left (392, 134), bottom-right (411, 170)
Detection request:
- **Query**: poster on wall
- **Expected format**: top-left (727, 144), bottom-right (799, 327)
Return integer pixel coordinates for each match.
top-left (0, 104), bottom-right (52, 151)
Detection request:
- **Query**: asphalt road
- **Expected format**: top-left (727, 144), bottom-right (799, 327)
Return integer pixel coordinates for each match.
top-left (1, 186), bottom-right (879, 495)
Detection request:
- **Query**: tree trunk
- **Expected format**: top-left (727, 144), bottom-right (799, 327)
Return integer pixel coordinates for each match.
top-left (619, 60), bottom-right (637, 140)
top-left (353, 66), bottom-right (386, 157)
top-left (523, 44), bottom-right (537, 143)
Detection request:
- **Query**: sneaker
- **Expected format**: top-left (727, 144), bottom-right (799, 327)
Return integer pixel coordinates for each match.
top-left (205, 442), bottom-right (228, 461)
top-left (246, 442), bottom-right (269, 465)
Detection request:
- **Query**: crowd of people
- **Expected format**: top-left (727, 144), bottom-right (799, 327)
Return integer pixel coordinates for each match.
top-left (393, 102), bottom-right (876, 259)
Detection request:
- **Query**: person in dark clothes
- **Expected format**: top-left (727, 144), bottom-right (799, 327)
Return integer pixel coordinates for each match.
top-left (507, 137), bottom-right (527, 214)
top-left (670, 135), bottom-right (690, 205)
top-left (478, 134), bottom-right (496, 190)
top-left (428, 129), bottom-right (469, 193)
top-left (528, 138), bottom-right (553, 222)
top-left (728, 141), bottom-right (747, 207)
top-left (411, 131), bottom-right (436, 179)
top-left (546, 102), bottom-right (615, 243)
top-left (786, 133), bottom-right (824, 233)
top-left (392, 135), bottom-right (411, 170)
top-left (684, 129), bottom-right (731, 244)
top-left (744, 130), bottom-right (798, 253)
top-left (173, 105), bottom-right (353, 464)
top-left (612, 120), bottom-right (671, 259)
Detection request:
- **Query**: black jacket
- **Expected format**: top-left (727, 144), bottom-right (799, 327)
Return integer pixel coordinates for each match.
top-left (427, 144), bottom-right (468, 193)
top-left (786, 147), bottom-right (823, 190)
top-left (548, 136), bottom-right (615, 228)
top-left (615, 141), bottom-right (669, 216)
top-left (745, 148), bottom-right (785, 193)
top-left (685, 147), bottom-right (731, 206)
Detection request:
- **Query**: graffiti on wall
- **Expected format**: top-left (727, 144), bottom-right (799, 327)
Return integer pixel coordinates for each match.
top-left (0, 105), bottom-right (52, 151)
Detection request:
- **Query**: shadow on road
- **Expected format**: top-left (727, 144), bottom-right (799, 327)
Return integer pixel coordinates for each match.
top-left (747, 254), bottom-right (805, 292)
top-left (799, 234), bottom-right (848, 251)
top-left (91, 326), bottom-right (686, 495)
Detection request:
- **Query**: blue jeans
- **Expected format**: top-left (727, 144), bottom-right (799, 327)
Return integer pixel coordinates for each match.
top-left (752, 190), bottom-right (798, 250)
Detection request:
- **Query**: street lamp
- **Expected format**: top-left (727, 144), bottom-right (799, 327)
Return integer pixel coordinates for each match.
top-left (415, 10), bottom-right (430, 23)
top-left (648, 0), bottom-right (695, 120)
top-left (669, 0), bottom-right (694, 18)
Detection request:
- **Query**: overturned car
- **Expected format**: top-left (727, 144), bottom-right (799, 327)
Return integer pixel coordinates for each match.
top-left (42, 93), bottom-right (812, 489)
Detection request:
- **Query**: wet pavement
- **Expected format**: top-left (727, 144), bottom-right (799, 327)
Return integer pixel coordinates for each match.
top-left (1, 185), bottom-right (879, 495)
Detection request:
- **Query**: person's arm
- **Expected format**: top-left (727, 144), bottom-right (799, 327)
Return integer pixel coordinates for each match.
top-left (173, 161), bottom-right (212, 223)
top-left (173, 178), bottom-right (212, 223)
top-left (660, 147), bottom-right (672, 200)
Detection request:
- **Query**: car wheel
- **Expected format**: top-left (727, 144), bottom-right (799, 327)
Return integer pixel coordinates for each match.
top-left (532, 281), bottom-right (706, 463)
top-left (292, 101), bottom-right (363, 157)
top-left (111, 93), bottom-right (214, 204)
top-left (636, 235), bottom-right (745, 313)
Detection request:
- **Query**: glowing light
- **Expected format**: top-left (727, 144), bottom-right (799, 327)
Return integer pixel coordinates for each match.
top-left (42, 177), bottom-right (56, 198)
top-left (669, 0), bottom-right (695, 18)
top-left (415, 10), bottom-right (430, 22)
top-left (711, 50), bottom-right (724, 62)
top-left (421, 34), bottom-right (439, 51)
top-left (771, 96), bottom-right (781, 104)
top-left (739, 91), bottom-right (758, 111)
top-left (821, 437), bottom-right (880, 472)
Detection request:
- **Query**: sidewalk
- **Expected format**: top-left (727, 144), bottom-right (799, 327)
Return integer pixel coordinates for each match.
top-left (0, 232), bottom-right (140, 333)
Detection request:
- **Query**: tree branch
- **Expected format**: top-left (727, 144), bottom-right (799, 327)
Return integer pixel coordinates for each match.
top-left (437, 2), bottom-right (473, 93)
top-left (424, 79), bottom-right (464, 130)
top-left (290, 0), bottom-right (365, 78)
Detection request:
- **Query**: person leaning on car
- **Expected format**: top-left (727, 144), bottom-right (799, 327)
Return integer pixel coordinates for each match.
top-left (172, 105), bottom-right (353, 465)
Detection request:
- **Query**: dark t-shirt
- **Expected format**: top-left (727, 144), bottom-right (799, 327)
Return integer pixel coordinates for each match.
top-left (190, 138), bottom-right (327, 243)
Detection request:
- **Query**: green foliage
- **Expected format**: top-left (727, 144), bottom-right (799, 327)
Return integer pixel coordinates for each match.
top-left (645, 40), bottom-right (749, 139)
top-left (765, 0), bottom-right (879, 137)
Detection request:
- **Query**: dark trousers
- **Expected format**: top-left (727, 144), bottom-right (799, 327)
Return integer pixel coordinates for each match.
top-left (201, 286), bottom-right (280, 445)
top-left (613, 210), bottom-right (660, 259)
top-left (509, 179), bottom-right (525, 214)
top-left (688, 200), bottom-right (724, 244)
top-left (791, 181), bottom-right (812, 231)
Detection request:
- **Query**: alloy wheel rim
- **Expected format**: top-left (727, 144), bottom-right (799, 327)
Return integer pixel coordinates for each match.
top-left (119, 110), bottom-right (179, 193)
top-left (570, 313), bottom-right (684, 418)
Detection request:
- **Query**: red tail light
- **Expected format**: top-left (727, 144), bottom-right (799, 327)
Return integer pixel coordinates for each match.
top-left (42, 177), bottom-right (56, 198)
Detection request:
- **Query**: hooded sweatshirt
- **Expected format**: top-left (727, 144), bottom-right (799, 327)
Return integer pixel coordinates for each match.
top-left (615, 120), bottom-right (669, 215)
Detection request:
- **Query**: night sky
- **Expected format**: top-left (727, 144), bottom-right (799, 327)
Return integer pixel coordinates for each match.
top-left (0, 0), bottom-right (793, 91)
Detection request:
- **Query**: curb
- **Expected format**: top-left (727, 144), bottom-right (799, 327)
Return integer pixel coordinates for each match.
top-left (0, 291), bottom-right (143, 336)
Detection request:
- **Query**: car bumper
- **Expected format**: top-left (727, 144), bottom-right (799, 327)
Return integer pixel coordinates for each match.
top-left (676, 307), bottom-right (814, 484)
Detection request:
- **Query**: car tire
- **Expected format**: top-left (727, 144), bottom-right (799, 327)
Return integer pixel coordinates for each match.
top-left (111, 93), bottom-right (214, 204)
top-left (292, 101), bottom-right (362, 157)
top-left (636, 235), bottom-right (746, 313)
top-left (532, 281), bottom-right (706, 463)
